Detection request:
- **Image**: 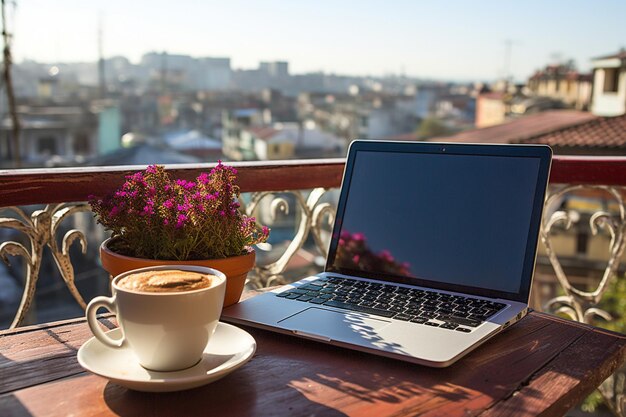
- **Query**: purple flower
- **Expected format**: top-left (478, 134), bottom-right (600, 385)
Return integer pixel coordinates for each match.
top-left (142, 200), bottom-right (155, 216)
top-left (177, 203), bottom-right (192, 212)
top-left (175, 179), bottom-right (195, 190)
top-left (163, 199), bottom-right (174, 209)
top-left (353, 233), bottom-right (365, 242)
top-left (198, 172), bottom-right (210, 184)
top-left (89, 162), bottom-right (270, 260)
top-left (176, 214), bottom-right (187, 229)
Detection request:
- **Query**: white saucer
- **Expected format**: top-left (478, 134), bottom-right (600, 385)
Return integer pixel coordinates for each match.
top-left (77, 322), bottom-right (256, 392)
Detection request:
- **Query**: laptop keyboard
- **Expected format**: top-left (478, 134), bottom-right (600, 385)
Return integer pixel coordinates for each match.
top-left (276, 276), bottom-right (507, 332)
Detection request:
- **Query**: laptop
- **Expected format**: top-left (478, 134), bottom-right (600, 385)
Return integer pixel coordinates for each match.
top-left (222, 140), bottom-right (552, 367)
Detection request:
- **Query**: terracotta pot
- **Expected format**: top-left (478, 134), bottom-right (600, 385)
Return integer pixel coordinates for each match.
top-left (99, 238), bottom-right (255, 307)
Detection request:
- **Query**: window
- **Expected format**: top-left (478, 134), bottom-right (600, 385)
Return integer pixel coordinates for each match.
top-left (603, 68), bottom-right (620, 92)
top-left (37, 136), bottom-right (58, 155)
top-left (73, 133), bottom-right (90, 154)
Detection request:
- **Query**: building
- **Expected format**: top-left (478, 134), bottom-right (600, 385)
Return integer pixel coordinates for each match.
top-left (436, 110), bottom-right (597, 147)
top-left (527, 64), bottom-right (592, 111)
top-left (475, 92), bottom-right (507, 128)
top-left (514, 113), bottom-right (626, 155)
top-left (222, 108), bottom-right (271, 160)
top-left (163, 130), bottom-right (223, 160)
top-left (223, 114), bottom-right (346, 161)
top-left (138, 52), bottom-right (233, 92)
top-left (591, 49), bottom-right (626, 116)
top-left (0, 105), bottom-right (99, 167)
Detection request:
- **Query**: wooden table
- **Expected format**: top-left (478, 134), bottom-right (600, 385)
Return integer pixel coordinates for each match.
top-left (1, 294), bottom-right (626, 417)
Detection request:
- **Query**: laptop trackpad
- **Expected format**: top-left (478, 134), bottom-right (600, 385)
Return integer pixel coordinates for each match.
top-left (278, 307), bottom-right (391, 343)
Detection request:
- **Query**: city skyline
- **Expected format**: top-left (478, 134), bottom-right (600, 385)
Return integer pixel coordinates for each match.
top-left (10, 0), bottom-right (626, 82)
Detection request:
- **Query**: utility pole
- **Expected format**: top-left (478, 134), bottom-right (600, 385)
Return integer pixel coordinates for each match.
top-left (503, 39), bottom-right (521, 91)
top-left (1, 0), bottom-right (20, 168)
top-left (504, 39), bottom-right (513, 83)
top-left (98, 14), bottom-right (106, 99)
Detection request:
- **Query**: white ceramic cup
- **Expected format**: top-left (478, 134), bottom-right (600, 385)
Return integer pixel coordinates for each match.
top-left (86, 265), bottom-right (226, 372)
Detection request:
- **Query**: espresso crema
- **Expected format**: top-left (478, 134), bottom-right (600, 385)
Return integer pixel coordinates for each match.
top-left (117, 270), bottom-right (214, 293)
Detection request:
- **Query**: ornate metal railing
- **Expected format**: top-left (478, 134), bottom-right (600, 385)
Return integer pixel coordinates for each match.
top-left (1, 156), bottom-right (626, 329)
top-left (0, 160), bottom-right (344, 328)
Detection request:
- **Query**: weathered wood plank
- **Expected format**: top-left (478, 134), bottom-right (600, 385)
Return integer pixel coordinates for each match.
top-left (1, 311), bottom-right (624, 417)
top-left (0, 318), bottom-right (117, 395)
top-left (479, 314), bottom-right (626, 417)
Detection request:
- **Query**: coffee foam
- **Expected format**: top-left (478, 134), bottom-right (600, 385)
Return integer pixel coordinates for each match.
top-left (117, 270), bottom-right (214, 293)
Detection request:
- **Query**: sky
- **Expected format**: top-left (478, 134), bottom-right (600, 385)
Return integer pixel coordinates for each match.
top-left (9, 0), bottom-right (626, 82)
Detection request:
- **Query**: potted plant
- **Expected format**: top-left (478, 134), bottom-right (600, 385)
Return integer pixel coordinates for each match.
top-left (89, 162), bottom-right (269, 307)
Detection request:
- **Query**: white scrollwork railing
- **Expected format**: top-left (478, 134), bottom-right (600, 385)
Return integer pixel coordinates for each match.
top-left (0, 189), bottom-right (338, 329)
top-left (540, 185), bottom-right (626, 323)
top-left (242, 188), bottom-right (336, 288)
top-left (0, 203), bottom-right (90, 328)
top-left (540, 184), bottom-right (626, 416)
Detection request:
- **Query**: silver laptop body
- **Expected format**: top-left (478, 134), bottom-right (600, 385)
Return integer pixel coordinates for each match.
top-left (223, 140), bottom-right (552, 367)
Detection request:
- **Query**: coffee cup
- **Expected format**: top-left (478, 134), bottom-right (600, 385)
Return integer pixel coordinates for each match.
top-left (86, 265), bottom-right (226, 372)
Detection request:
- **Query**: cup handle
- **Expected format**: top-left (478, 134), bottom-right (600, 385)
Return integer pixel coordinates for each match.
top-left (86, 295), bottom-right (125, 348)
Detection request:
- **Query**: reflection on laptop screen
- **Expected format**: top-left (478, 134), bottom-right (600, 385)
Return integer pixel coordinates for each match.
top-left (331, 150), bottom-right (541, 294)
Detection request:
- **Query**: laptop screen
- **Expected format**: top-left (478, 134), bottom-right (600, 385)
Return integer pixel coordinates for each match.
top-left (326, 141), bottom-right (551, 302)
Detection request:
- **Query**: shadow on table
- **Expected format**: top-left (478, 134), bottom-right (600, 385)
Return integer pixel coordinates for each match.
top-left (0, 393), bottom-right (35, 417)
top-left (102, 373), bottom-right (348, 417)
top-left (98, 320), bottom-right (543, 417)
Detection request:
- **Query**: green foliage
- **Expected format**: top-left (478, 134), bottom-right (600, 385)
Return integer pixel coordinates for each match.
top-left (89, 163), bottom-right (269, 261)
top-left (594, 274), bottom-right (626, 334)
top-left (417, 117), bottom-right (451, 139)
top-left (581, 274), bottom-right (626, 413)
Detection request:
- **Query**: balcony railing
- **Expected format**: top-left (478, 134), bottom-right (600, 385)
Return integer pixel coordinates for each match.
top-left (1, 155), bottom-right (626, 413)
top-left (2, 156), bottom-right (626, 327)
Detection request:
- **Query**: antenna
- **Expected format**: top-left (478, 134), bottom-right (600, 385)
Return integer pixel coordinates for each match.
top-left (503, 39), bottom-right (521, 85)
top-left (98, 13), bottom-right (106, 98)
top-left (2, 0), bottom-right (20, 167)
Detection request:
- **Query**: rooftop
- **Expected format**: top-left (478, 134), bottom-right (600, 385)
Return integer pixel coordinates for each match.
top-left (436, 110), bottom-right (597, 144)
top-left (516, 113), bottom-right (626, 150)
top-left (592, 49), bottom-right (626, 61)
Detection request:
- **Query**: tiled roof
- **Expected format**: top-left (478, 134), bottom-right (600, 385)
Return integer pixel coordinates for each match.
top-left (515, 113), bottom-right (626, 149)
top-left (593, 50), bottom-right (626, 61)
top-left (435, 110), bottom-right (597, 144)
top-left (246, 126), bottom-right (279, 140)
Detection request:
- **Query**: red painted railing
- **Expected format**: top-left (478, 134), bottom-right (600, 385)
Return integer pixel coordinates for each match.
top-left (0, 155), bottom-right (624, 207)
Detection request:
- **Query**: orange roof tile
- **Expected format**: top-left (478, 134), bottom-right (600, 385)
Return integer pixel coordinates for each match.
top-left (515, 113), bottom-right (626, 149)
top-left (246, 126), bottom-right (279, 140)
top-left (435, 110), bottom-right (597, 144)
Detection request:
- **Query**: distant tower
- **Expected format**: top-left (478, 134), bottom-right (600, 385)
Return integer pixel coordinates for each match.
top-left (98, 15), bottom-right (106, 98)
